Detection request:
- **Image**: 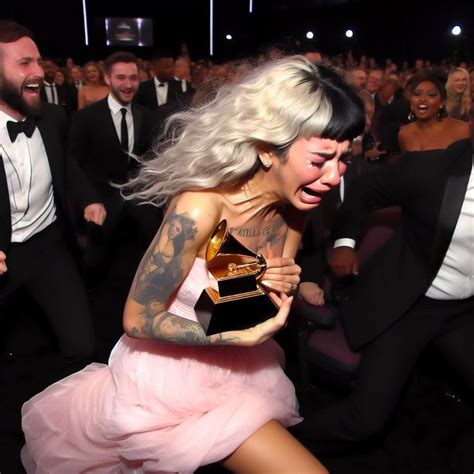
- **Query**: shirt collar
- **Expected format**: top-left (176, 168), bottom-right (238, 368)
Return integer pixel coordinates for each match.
top-left (107, 93), bottom-right (132, 115)
top-left (154, 77), bottom-right (167, 88)
top-left (0, 110), bottom-right (23, 129)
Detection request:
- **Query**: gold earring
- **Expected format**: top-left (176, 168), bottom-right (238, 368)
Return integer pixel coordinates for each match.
top-left (261, 159), bottom-right (272, 169)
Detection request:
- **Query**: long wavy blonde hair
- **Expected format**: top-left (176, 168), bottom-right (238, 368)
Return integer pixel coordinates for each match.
top-left (123, 56), bottom-right (364, 207)
top-left (446, 67), bottom-right (471, 117)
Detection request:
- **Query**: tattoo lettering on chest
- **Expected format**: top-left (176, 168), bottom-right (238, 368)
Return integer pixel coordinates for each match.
top-left (229, 218), bottom-right (287, 253)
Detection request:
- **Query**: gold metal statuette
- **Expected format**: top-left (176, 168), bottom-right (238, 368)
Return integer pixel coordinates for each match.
top-left (195, 220), bottom-right (279, 335)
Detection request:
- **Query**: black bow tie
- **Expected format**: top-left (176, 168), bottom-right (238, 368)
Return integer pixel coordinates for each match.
top-left (158, 83), bottom-right (165, 87)
top-left (7, 118), bottom-right (36, 143)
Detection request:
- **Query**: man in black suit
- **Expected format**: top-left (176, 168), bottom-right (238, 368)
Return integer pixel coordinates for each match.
top-left (0, 21), bottom-right (105, 369)
top-left (173, 56), bottom-right (194, 101)
top-left (39, 58), bottom-right (75, 114)
top-left (134, 51), bottom-right (184, 110)
top-left (297, 134), bottom-right (474, 445)
top-left (68, 51), bottom-right (160, 282)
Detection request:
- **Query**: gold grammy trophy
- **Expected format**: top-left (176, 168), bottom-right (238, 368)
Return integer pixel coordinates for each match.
top-left (195, 220), bottom-right (279, 335)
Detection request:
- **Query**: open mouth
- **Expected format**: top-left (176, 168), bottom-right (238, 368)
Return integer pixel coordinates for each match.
top-left (416, 104), bottom-right (429, 111)
top-left (23, 83), bottom-right (41, 96)
top-left (300, 187), bottom-right (324, 205)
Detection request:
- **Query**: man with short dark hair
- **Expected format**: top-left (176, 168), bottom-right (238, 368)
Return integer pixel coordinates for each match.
top-left (68, 51), bottom-right (160, 293)
top-left (39, 57), bottom-right (74, 114)
top-left (0, 20), bottom-right (103, 369)
top-left (134, 51), bottom-right (184, 110)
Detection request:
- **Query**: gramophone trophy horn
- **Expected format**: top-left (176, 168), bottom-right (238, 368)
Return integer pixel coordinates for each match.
top-left (195, 220), bottom-right (279, 335)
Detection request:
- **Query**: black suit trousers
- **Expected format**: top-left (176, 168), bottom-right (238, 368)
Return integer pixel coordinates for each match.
top-left (300, 295), bottom-right (474, 443)
top-left (0, 222), bottom-right (95, 358)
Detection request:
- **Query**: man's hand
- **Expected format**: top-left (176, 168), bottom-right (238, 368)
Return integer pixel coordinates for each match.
top-left (329, 246), bottom-right (359, 278)
top-left (298, 281), bottom-right (325, 306)
top-left (84, 203), bottom-right (107, 226)
top-left (0, 251), bottom-right (7, 275)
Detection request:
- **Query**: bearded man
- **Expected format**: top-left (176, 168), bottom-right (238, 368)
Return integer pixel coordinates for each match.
top-left (0, 20), bottom-right (105, 373)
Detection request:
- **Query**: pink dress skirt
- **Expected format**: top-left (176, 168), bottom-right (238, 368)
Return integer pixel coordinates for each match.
top-left (21, 258), bottom-right (301, 473)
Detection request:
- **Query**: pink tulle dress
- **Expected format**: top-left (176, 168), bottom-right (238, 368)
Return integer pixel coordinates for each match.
top-left (21, 258), bottom-right (302, 473)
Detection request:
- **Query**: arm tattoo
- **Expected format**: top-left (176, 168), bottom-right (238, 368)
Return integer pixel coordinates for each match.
top-left (130, 205), bottom-right (216, 344)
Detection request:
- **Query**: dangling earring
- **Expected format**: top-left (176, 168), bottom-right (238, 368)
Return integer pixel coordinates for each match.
top-left (408, 110), bottom-right (415, 121)
top-left (437, 105), bottom-right (446, 121)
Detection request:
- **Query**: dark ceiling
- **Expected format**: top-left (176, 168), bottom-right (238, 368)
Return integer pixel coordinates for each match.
top-left (2, 0), bottom-right (473, 64)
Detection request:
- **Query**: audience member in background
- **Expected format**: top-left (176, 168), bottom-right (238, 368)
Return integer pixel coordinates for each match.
top-left (21, 56), bottom-right (365, 474)
top-left (69, 64), bottom-right (83, 90)
top-left (445, 67), bottom-right (472, 123)
top-left (40, 58), bottom-right (74, 114)
top-left (0, 21), bottom-right (104, 377)
top-left (77, 61), bottom-right (109, 110)
top-left (365, 68), bottom-right (383, 97)
top-left (174, 56), bottom-right (194, 96)
top-left (371, 78), bottom-right (398, 146)
top-left (414, 58), bottom-right (425, 71)
top-left (296, 70), bottom-right (472, 450)
top-left (377, 75), bottom-right (415, 154)
top-left (353, 92), bottom-right (385, 164)
top-left (469, 68), bottom-right (474, 101)
top-left (68, 52), bottom-right (159, 295)
top-left (54, 68), bottom-right (67, 86)
top-left (347, 67), bottom-right (368, 93)
top-left (134, 51), bottom-right (183, 110)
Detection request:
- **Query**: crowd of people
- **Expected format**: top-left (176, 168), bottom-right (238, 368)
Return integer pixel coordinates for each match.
top-left (1, 18), bottom-right (473, 473)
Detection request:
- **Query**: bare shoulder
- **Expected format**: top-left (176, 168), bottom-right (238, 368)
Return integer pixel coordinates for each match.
top-left (168, 191), bottom-right (223, 255)
top-left (398, 122), bottom-right (416, 151)
top-left (446, 118), bottom-right (471, 141)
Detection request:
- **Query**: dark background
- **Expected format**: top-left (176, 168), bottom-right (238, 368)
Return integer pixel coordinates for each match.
top-left (2, 0), bottom-right (473, 64)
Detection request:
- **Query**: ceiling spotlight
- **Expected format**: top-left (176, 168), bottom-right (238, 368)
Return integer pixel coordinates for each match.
top-left (345, 29), bottom-right (354, 38)
top-left (451, 25), bottom-right (462, 36)
top-left (225, 34), bottom-right (233, 40)
top-left (306, 31), bottom-right (314, 40)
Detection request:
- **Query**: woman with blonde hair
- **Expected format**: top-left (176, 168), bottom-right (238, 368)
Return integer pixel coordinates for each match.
top-left (77, 60), bottom-right (110, 109)
top-left (22, 57), bottom-right (364, 473)
top-left (445, 67), bottom-right (471, 122)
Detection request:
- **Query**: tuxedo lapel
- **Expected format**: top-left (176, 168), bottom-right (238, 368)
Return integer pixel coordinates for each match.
top-left (132, 105), bottom-right (142, 154)
top-left (0, 156), bottom-right (12, 249)
top-left (99, 99), bottom-right (122, 150)
top-left (431, 139), bottom-right (473, 271)
top-left (36, 115), bottom-right (63, 195)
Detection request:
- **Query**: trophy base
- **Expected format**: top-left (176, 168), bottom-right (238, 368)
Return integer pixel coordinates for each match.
top-left (195, 287), bottom-right (279, 336)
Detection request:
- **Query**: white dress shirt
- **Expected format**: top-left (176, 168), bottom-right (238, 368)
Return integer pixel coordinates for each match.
top-left (107, 94), bottom-right (134, 153)
top-left (426, 163), bottom-right (474, 299)
top-left (334, 163), bottom-right (474, 300)
top-left (174, 77), bottom-right (187, 93)
top-left (0, 111), bottom-right (57, 243)
top-left (43, 81), bottom-right (58, 104)
top-left (154, 77), bottom-right (168, 106)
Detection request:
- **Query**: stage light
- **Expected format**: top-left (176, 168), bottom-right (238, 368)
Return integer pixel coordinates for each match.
top-left (306, 31), bottom-right (314, 40)
top-left (82, 0), bottom-right (89, 46)
top-left (209, 0), bottom-right (214, 56)
top-left (226, 34), bottom-right (233, 40)
top-left (451, 25), bottom-right (462, 36)
top-left (345, 29), bottom-right (354, 38)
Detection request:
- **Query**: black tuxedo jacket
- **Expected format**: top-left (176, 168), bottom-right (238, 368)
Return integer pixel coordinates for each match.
top-left (133, 79), bottom-right (186, 111)
top-left (68, 97), bottom-right (153, 197)
top-left (40, 84), bottom-right (75, 115)
top-left (0, 104), bottom-right (98, 253)
top-left (333, 138), bottom-right (473, 350)
top-left (299, 156), bottom-right (370, 285)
